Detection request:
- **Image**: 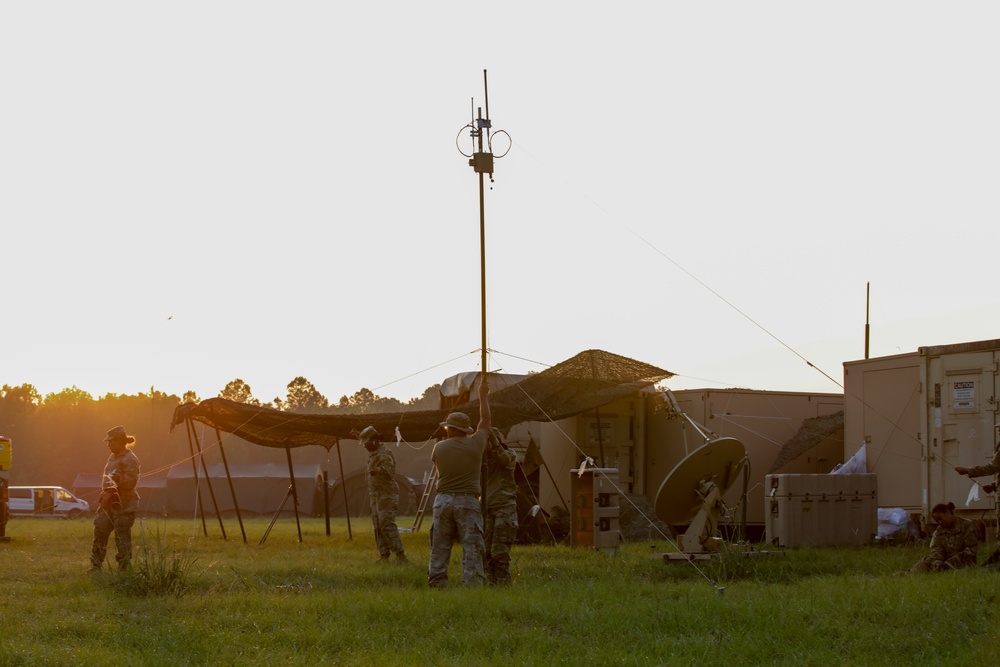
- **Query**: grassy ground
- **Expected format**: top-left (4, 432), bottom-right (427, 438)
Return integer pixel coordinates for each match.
top-left (0, 516), bottom-right (997, 666)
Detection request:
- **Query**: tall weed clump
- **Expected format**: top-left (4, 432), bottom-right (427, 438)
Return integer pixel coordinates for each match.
top-left (109, 528), bottom-right (199, 597)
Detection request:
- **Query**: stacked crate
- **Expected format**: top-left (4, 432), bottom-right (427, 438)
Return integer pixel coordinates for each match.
top-left (570, 468), bottom-right (620, 551)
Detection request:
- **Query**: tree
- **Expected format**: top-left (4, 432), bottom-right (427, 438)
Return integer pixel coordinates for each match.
top-left (406, 384), bottom-right (441, 411)
top-left (283, 377), bottom-right (328, 413)
top-left (340, 387), bottom-right (376, 412)
top-left (43, 386), bottom-right (94, 408)
top-left (218, 379), bottom-right (258, 406)
top-left (182, 390), bottom-right (200, 404)
top-left (335, 388), bottom-right (406, 414)
top-left (0, 383), bottom-right (42, 426)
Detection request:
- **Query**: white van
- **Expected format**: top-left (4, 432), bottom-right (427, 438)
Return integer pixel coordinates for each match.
top-left (7, 486), bottom-right (90, 519)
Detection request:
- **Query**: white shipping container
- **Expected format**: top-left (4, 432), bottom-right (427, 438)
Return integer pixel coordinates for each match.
top-left (844, 337), bottom-right (1000, 523)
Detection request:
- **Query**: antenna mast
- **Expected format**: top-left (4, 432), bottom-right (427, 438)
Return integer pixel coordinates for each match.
top-left (865, 282), bottom-right (870, 359)
top-left (457, 70), bottom-right (510, 378)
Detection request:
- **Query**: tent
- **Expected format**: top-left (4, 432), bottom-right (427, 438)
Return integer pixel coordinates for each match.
top-left (167, 349), bottom-right (673, 541)
top-left (166, 463), bottom-right (324, 517)
top-left (170, 350), bottom-right (673, 449)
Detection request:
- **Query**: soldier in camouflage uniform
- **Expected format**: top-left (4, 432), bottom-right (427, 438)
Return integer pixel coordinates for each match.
top-left (359, 426), bottom-right (407, 563)
top-left (954, 423), bottom-right (1000, 565)
top-left (484, 427), bottom-right (518, 585)
top-left (905, 502), bottom-right (979, 574)
top-left (955, 423), bottom-right (1000, 495)
top-left (91, 425), bottom-right (141, 571)
top-left (428, 377), bottom-right (491, 588)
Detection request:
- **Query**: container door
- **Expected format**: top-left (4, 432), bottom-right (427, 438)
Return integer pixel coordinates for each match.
top-left (930, 350), bottom-right (998, 514)
top-left (863, 366), bottom-right (921, 509)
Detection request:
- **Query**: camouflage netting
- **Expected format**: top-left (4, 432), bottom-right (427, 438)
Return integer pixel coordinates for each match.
top-left (619, 492), bottom-right (675, 542)
top-left (170, 349), bottom-right (673, 451)
top-left (768, 411), bottom-right (845, 473)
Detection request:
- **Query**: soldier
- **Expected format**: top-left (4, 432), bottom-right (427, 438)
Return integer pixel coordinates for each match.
top-left (428, 376), bottom-right (491, 588)
top-left (954, 422), bottom-right (1000, 494)
top-left (358, 426), bottom-right (407, 563)
top-left (484, 427), bottom-right (518, 585)
top-left (90, 425), bottom-right (141, 571)
top-left (902, 502), bottom-right (979, 574)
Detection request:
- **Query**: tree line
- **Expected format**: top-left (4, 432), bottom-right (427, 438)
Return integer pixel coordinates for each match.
top-left (0, 378), bottom-right (441, 490)
top-left (217, 377), bottom-right (439, 414)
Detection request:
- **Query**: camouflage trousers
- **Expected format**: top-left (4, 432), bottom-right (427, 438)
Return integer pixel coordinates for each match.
top-left (370, 490), bottom-right (405, 557)
top-left (908, 552), bottom-right (977, 574)
top-left (428, 493), bottom-right (484, 587)
top-left (484, 503), bottom-right (518, 585)
top-left (91, 509), bottom-right (136, 570)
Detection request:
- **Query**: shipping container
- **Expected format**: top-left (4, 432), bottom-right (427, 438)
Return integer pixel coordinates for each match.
top-left (844, 337), bottom-right (1000, 524)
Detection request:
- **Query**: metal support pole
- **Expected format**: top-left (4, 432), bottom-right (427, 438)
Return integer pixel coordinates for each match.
top-left (189, 422), bottom-right (226, 539)
top-left (335, 437), bottom-right (352, 539)
top-left (214, 427), bottom-right (246, 544)
top-left (184, 418), bottom-right (208, 537)
top-left (285, 447), bottom-right (303, 543)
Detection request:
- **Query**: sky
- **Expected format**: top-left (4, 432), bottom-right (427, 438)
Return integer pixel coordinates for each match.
top-left (2, 2), bottom-right (998, 406)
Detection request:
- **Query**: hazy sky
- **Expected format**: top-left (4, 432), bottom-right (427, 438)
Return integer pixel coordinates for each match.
top-left (3, 3), bottom-right (998, 405)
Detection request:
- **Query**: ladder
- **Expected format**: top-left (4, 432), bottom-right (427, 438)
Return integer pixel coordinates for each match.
top-left (405, 467), bottom-right (437, 533)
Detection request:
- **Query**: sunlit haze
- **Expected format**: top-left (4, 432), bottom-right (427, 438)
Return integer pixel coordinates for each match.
top-left (3, 3), bottom-right (998, 405)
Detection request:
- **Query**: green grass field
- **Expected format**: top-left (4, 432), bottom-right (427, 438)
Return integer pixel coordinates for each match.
top-left (0, 516), bottom-right (996, 666)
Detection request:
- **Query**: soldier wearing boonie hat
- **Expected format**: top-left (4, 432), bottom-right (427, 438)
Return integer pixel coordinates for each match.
top-left (428, 375), bottom-right (492, 588)
top-left (439, 412), bottom-right (475, 434)
top-left (90, 425), bottom-right (141, 572)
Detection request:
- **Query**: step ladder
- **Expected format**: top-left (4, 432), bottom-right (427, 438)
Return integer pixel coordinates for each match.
top-left (403, 467), bottom-right (437, 533)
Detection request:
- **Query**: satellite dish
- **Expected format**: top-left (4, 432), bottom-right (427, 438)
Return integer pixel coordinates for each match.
top-left (654, 437), bottom-right (747, 556)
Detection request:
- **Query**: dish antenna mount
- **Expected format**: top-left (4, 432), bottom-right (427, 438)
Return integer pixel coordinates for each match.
top-left (654, 437), bottom-right (749, 560)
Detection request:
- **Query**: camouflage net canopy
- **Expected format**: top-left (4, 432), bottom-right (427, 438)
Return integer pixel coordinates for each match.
top-left (768, 411), bottom-right (845, 473)
top-left (170, 349), bottom-right (673, 450)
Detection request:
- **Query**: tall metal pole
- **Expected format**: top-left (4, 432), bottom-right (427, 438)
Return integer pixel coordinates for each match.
top-left (469, 71), bottom-right (495, 557)
top-left (478, 69), bottom-right (490, 375)
top-left (479, 154), bottom-right (487, 374)
top-left (468, 69), bottom-right (494, 377)
top-left (459, 69), bottom-right (510, 377)
top-left (865, 282), bottom-right (870, 359)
